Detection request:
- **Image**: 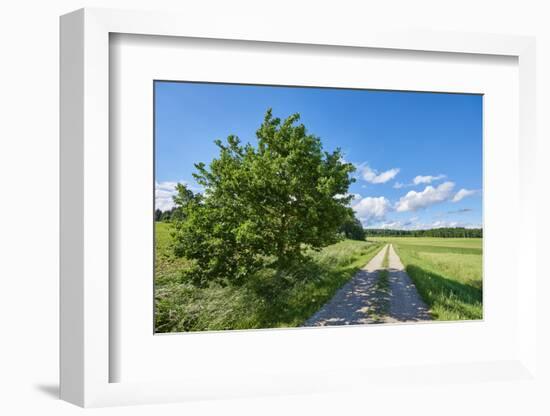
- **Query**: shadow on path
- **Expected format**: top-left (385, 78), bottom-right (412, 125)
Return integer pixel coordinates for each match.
top-left (304, 244), bottom-right (434, 326)
top-left (303, 245), bottom-right (387, 326)
top-left (380, 244), bottom-right (431, 323)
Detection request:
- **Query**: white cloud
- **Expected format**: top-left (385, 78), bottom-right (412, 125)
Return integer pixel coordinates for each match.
top-left (395, 181), bottom-right (455, 212)
top-left (372, 220), bottom-right (415, 230)
top-left (358, 164), bottom-right (400, 184)
top-left (430, 220), bottom-right (459, 228)
top-left (426, 220), bottom-right (481, 229)
top-left (413, 174), bottom-right (446, 185)
top-left (155, 181), bottom-right (179, 211)
top-left (452, 188), bottom-right (478, 203)
top-left (375, 221), bottom-right (407, 230)
top-left (367, 218), bottom-right (481, 230)
top-left (155, 180), bottom-right (203, 211)
top-left (393, 174), bottom-right (446, 189)
top-left (352, 196), bottom-right (392, 225)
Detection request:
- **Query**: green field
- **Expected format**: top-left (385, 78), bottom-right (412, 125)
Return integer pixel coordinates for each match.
top-left (370, 236), bottom-right (483, 321)
top-left (155, 222), bottom-right (383, 332)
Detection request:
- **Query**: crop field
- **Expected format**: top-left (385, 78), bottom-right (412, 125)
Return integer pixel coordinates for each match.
top-left (155, 222), bottom-right (383, 332)
top-left (369, 236), bottom-right (483, 321)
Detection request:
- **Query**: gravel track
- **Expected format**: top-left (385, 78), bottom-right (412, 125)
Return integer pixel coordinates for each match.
top-left (382, 244), bottom-right (431, 323)
top-left (303, 244), bottom-right (388, 326)
top-left (303, 243), bottom-right (431, 326)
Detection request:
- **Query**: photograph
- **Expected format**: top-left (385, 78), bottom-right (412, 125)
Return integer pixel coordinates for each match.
top-left (154, 81), bottom-right (483, 333)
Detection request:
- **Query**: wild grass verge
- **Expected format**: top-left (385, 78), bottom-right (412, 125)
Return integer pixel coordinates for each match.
top-left (155, 222), bottom-right (383, 332)
top-left (375, 238), bottom-right (482, 321)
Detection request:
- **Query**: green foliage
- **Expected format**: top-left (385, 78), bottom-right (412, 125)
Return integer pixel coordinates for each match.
top-left (171, 109), bottom-right (356, 288)
top-left (155, 208), bottom-right (162, 222)
top-left (339, 215), bottom-right (366, 241)
top-left (155, 222), bottom-right (382, 332)
top-left (156, 206), bottom-right (184, 222)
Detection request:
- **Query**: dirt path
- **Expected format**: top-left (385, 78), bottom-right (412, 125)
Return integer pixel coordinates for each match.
top-left (303, 244), bottom-right (388, 326)
top-left (304, 243), bottom-right (431, 327)
top-left (383, 244), bottom-right (431, 323)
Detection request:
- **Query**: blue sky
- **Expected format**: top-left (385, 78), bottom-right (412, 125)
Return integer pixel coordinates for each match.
top-left (155, 81), bottom-right (482, 230)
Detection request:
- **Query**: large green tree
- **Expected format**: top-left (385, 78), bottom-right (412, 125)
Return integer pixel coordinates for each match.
top-left (172, 110), bottom-right (356, 287)
top-left (339, 215), bottom-right (366, 241)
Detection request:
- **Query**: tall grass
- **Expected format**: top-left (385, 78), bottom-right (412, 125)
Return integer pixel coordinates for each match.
top-left (155, 222), bottom-right (383, 332)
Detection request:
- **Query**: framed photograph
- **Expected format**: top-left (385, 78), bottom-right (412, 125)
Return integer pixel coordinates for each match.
top-left (152, 81), bottom-right (483, 333)
top-left (60, 8), bottom-right (538, 407)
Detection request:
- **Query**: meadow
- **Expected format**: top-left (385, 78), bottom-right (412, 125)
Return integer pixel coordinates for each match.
top-left (370, 236), bottom-right (483, 321)
top-left (155, 222), bottom-right (383, 332)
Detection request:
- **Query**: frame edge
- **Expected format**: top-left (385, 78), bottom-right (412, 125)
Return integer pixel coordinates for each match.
top-left (59, 8), bottom-right (85, 407)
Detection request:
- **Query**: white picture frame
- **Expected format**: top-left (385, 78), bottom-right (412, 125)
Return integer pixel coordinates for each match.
top-left (60, 7), bottom-right (538, 408)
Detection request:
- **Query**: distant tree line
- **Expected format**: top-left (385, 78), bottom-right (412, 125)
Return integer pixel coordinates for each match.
top-left (366, 227), bottom-right (482, 238)
top-left (157, 207), bottom-right (480, 239)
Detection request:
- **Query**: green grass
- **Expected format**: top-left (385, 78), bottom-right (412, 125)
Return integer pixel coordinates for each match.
top-left (155, 222), bottom-right (383, 332)
top-left (369, 237), bottom-right (482, 321)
